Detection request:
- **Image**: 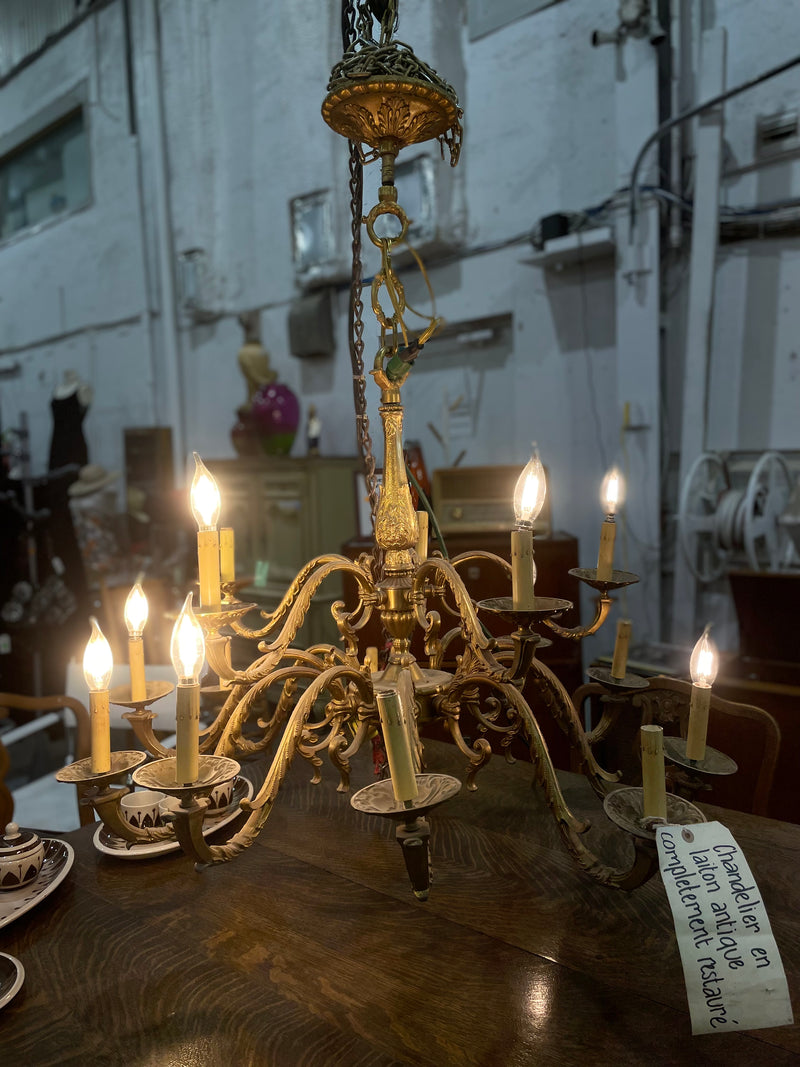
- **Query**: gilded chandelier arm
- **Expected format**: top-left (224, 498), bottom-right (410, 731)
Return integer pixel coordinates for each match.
top-left (169, 665), bottom-right (374, 866)
top-left (228, 560), bottom-right (378, 678)
top-left (206, 633), bottom-right (235, 682)
top-left (412, 557), bottom-right (491, 650)
top-left (215, 651), bottom-right (331, 757)
top-left (508, 685), bottom-right (659, 891)
top-left (230, 555), bottom-right (376, 641)
top-left (449, 550), bottom-right (511, 575)
top-left (523, 656), bottom-right (621, 797)
top-left (122, 683), bottom-right (253, 760)
top-left (543, 595), bottom-right (612, 640)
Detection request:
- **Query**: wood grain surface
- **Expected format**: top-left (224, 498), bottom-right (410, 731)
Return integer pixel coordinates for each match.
top-left (0, 741), bottom-right (797, 1066)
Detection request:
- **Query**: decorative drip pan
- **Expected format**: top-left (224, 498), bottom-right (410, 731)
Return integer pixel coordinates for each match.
top-left (586, 666), bottom-right (649, 692)
top-left (108, 679), bottom-right (174, 709)
top-left (351, 773), bottom-right (461, 821)
top-left (604, 786), bottom-right (706, 840)
top-left (663, 736), bottom-right (738, 777)
top-left (56, 750), bottom-right (147, 788)
top-left (569, 568), bottom-right (640, 594)
top-left (132, 755), bottom-right (241, 800)
top-left (478, 596), bottom-right (573, 626)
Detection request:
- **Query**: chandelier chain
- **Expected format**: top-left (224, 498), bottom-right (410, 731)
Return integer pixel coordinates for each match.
top-left (343, 0), bottom-right (380, 526)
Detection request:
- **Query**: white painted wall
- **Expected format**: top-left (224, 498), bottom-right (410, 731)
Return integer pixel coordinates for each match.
top-left (1, 0), bottom-right (798, 655)
top-left (0, 5), bottom-right (155, 474)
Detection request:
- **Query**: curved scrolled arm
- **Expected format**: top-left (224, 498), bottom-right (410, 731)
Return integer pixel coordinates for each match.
top-left (543, 595), bottom-right (612, 640)
top-left (332, 597), bottom-right (377, 658)
top-left (412, 557), bottom-right (491, 651)
top-left (504, 683), bottom-right (658, 891)
top-left (169, 664), bottom-right (374, 866)
top-left (122, 693), bottom-right (245, 760)
top-left (449, 550), bottom-right (511, 575)
top-left (206, 634), bottom-right (235, 683)
top-left (231, 555), bottom-right (377, 642)
top-left (259, 559), bottom-right (379, 657)
top-left (524, 656), bottom-right (620, 797)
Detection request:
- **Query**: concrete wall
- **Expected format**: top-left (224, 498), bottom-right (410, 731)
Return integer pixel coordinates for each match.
top-left (0, 4), bottom-right (155, 473)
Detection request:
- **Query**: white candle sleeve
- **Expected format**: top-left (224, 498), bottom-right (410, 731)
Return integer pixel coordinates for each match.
top-left (375, 688), bottom-right (418, 804)
top-left (641, 724), bottom-right (667, 820)
top-left (511, 527), bottom-right (536, 609)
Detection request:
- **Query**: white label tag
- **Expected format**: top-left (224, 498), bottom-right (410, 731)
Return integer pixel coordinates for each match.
top-left (656, 821), bottom-right (793, 1035)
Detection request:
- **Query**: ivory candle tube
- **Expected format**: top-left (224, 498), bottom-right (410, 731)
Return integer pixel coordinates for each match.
top-left (197, 529), bottom-right (221, 610)
top-left (640, 724), bottom-right (667, 821)
top-left (610, 619), bottom-right (632, 680)
top-left (686, 683), bottom-right (712, 762)
top-left (176, 683), bottom-right (200, 785)
top-left (397, 670), bottom-right (422, 775)
top-left (220, 527), bottom-right (235, 583)
top-left (128, 635), bottom-right (147, 703)
top-left (511, 527), bottom-right (536, 609)
top-left (596, 518), bottom-right (617, 580)
top-left (89, 689), bottom-right (111, 775)
top-left (375, 688), bottom-right (418, 804)
top-left (415, 511), bottom-right (429, 562)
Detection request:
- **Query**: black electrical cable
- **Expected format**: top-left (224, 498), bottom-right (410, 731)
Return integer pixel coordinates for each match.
top-left (629, 51), bottom-right (800, 232)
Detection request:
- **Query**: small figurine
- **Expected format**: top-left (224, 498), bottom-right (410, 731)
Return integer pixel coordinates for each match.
top-left (307, 405), bottom-right (321, 456)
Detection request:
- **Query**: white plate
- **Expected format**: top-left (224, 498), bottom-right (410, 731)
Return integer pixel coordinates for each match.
top-left (0, 839), bottom-right (74, 931)
top-left (93, 777), bottom-right (254, 859)
top-left (0, 953), bottom-right (24, 1010)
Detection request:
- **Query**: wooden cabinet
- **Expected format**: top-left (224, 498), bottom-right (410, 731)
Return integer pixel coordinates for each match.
top-left (208, 457), bottom-right (361, 648)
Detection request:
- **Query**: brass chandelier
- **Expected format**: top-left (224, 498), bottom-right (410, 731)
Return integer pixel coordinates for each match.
top-left (59, 0), bottom-right (707, 898)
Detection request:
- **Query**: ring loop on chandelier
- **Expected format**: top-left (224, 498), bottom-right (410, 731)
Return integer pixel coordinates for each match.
top-left (364, 200), bottom-right (410, 247)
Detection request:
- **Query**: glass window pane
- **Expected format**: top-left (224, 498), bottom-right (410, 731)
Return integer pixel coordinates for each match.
top-left (0, 109), bottom-right (90, 240)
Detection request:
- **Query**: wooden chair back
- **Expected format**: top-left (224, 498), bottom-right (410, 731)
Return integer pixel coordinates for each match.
top-left (571, 675), bottom-right (781, 817)
top-left (0, 693), bottom-right (94, 826)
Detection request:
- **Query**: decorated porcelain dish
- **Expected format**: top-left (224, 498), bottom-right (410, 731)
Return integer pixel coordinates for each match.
top-left (0, 839), bottom-right (74, 931)
top-left (0, 953), bottom-right (24, 1010)
top-left (93, 777), bottom-right (254, 859)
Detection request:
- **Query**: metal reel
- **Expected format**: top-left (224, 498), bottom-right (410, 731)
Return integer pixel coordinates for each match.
top-left (678, 452), bottom-right (730, 583)
top-left (742, 451), bottom-right (794, 571)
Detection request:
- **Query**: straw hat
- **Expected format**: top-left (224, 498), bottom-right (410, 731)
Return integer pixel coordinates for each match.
top-left (67, 464), bottom-right (120, 498)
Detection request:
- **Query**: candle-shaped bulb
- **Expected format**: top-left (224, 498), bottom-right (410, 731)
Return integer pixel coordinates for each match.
top-left (600, 467), bottom-right (625, 517)
top-left (123, 581), bottom-right (149, 638)
top-left (690, 626), bottom-right (718, 688)
top-left (170, 592), bottom-right (205, 684)
top-left (190, 452), bottom-right (221, 531)
top-left (83, 617), bottom-right (113, 692)
top-left (513, 447), bottom-right (546, 528)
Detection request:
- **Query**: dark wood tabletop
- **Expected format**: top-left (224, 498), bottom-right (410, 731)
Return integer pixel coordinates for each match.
top-left (1, 740), bottom-right (798, 1066)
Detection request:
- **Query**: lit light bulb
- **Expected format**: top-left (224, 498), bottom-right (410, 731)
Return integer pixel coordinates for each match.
top-left (513, 447), bottom-right (547, 528)
top-left (190, 452), bottom-right (221, 531)
top-left (83, 617), bottom-right (113, 692)
top-left (690, 626), bottom-right (718, 688)
top-left (124, 581), bottom-right (149, 637)
top-left (600, 467), bottom-right (625, 516)
top-left (170, 592), bottom-right (205, 684)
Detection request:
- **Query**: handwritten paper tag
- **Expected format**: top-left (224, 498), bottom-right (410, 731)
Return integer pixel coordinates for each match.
top-left (656, 821), bottom-right (793, 1036)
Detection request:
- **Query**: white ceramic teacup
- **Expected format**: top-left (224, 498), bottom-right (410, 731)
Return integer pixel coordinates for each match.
top-left (120, 790), bottom-right (166, 830)
top-left (207, 778), bottom-right (237, 813)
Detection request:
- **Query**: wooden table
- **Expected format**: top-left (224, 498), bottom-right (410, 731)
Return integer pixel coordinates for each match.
top-left (1, 742), bottom-right (798, 1066)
